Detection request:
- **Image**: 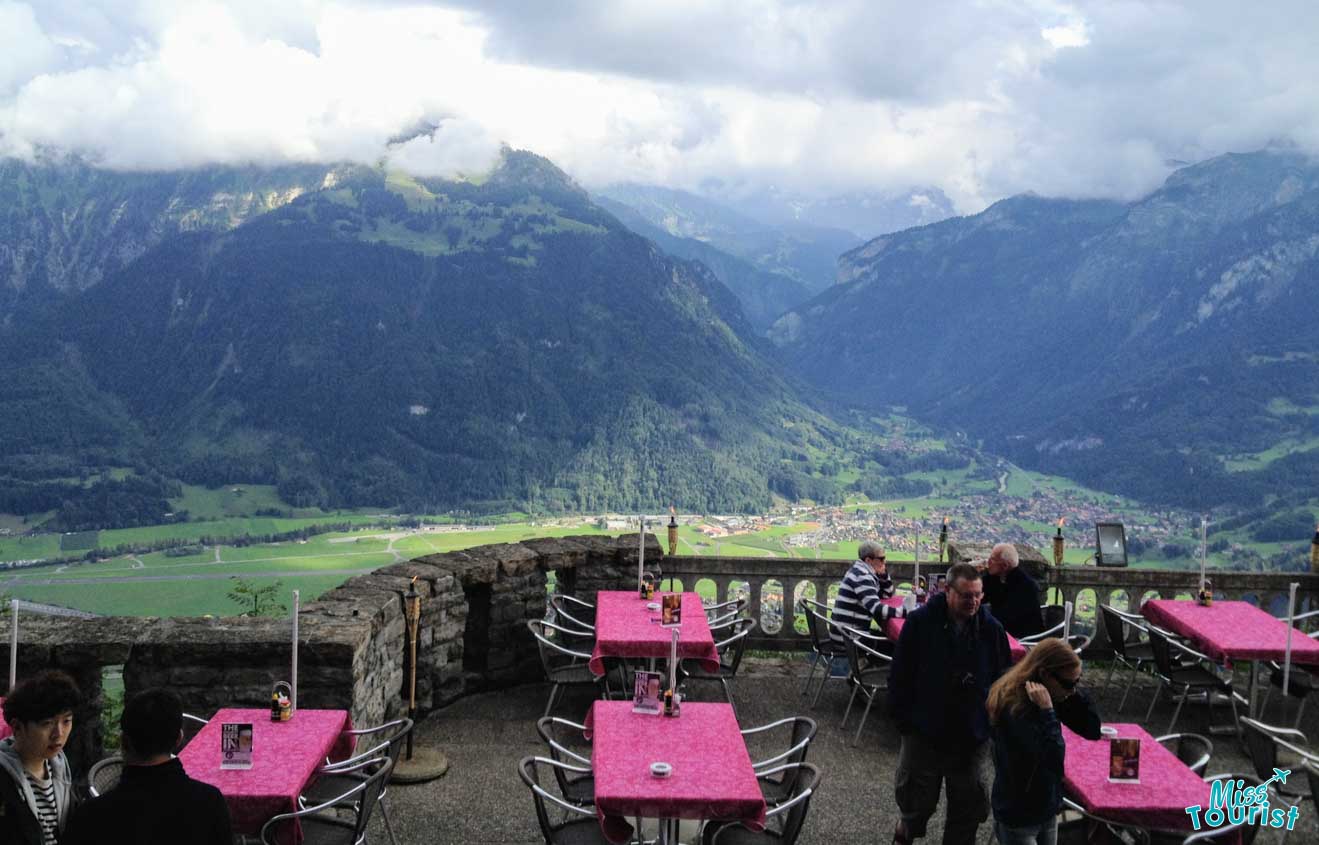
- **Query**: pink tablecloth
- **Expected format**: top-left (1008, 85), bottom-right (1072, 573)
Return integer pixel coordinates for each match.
top-left (179, 708), bottom-right (354, 842)
top-left (1063, 722), bottom-right (1223, 835)
top-left (0, 699), bottom-right (9, 741)
top-left (587, 700), bottom-right (766, 844)
top-left (881, 597), bottom-right (1028, 663)
top-left (1142, 600), bottom-right (1319, 666)
top-left (589, 592), bottom-right (720, 677)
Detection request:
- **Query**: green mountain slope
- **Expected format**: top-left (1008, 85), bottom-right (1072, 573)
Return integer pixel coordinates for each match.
top-left (773, 150), bottom-right (1319, 510)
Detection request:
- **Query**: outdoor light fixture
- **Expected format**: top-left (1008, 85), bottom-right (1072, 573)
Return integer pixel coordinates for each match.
top-left (668, 506), bottom-right (679, 556)
top-left (1053, 518), bottom-right (1065, 567)
top-left (938, 517), bottom-right (949, 564)
top-left (1095, 522), bottom-right (1128, 567)
top-left (393, 575), bottom-right (449, 783)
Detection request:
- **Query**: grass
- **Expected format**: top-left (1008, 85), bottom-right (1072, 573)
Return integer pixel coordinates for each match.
top-left (2, 574), bottom-right (351, 617)
top-left (170, 484), bottom-right (286, 520)
top-left (1222, 435), bottom-right (1319, 472)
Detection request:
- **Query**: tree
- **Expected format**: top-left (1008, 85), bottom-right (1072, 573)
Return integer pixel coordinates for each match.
top-left (226, 577), bottom-right (288, 617)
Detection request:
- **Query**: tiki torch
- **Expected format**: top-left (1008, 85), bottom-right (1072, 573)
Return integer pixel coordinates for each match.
top-left (1053, 518), bottom-right (1065, 567)
top-left (938, 517), bottom-right (949, 564)
top-left (405, 576), bottom-right (421, 760)
top-left (1311, 522), bottom-right (1319, 573)
top-left (668, 506), bottom-right (679, 557)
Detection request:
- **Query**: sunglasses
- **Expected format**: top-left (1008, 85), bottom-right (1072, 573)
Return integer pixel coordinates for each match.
top-left (1051, 671), bottom-right (1081, 691)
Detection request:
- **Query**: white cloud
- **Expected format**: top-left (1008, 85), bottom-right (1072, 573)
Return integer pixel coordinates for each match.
top-left (2, 1), bottom-right (1319, 212)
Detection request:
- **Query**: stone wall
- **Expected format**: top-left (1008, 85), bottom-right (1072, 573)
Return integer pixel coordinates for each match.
top-left (0, 533), bottom-right (650, 770)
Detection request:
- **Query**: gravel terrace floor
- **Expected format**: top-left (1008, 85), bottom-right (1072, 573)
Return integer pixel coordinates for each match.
top-left (370, 656), bottom-right (1319, 845)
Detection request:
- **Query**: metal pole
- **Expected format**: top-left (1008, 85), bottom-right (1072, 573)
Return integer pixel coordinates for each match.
top-left (8, 600), bottom-right (17, 691)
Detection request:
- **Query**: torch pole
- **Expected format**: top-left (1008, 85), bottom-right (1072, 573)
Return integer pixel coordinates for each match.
top-left (406, 577), bottom-right (420, 761)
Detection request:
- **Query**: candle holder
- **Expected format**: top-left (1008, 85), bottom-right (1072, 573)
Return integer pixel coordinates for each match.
top-left (1197, 579), bottom-right (1214, 607)
top-left (392, 577), bottom-right (449, 784)
top-left (1310, 524), bottom-right (1319, 573)
top-left (668, 507), bottom-right (679, 557)
top-left (1053, 519), bottom-right (1065, 567)
top-left (938, 518), bottom-right (948, 564)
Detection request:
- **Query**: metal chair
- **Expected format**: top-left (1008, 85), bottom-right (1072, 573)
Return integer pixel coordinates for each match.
top-left (517, 756), bottom-right (611, 845)
top-left (1180, 822), bottom-right (1245, 844)
top-left (1257, 624), bottom-right (1319, 729)
top-left (1238, 718), bottom-right (1316, 842)
top-left (1099, 604), bottom-right (1157, 714)
top-left (1153, 733), bottom-right (1213, 776)
top-left (681, 617), bottom-right (754, 718)
top-left (701, 762), bottom-right (821, 844)
top-left (549, 593), bottom-right (596, 634)
top-left (797, 598), bottom-right (847, 707)
top-left (261, 757), bottom-right (391, 845)
top-left (1020, 601), bottom-right (1072, 647)
top-left (1198, 773), bottom-right (1266, 845)
top-left (740, 717), bottom-right (817, 807)
top-left (705, 596), bottom-right (748, 623)
top-left (87, 755), bottom-right (123, 798)
top-left (535, 716), bottom-right (594, 807)
top-left (527, 618), bottom-right (604, 718)
top-left (1145, 627), bottom-right (1239, 738)
top-left (301, 718), bottom-right (413, 845)
top-left (1057, 796), bottom-right (1150, 845)
top-left (840, 627), bottom-right (893, 746)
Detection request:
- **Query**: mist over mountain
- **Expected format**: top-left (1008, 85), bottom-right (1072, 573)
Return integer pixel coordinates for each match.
top-left (593, 183), bottom-right (861, 294)
top-left (0, 150), bottom-right (873, 519)
top-left (709, 185), bottom-right (956, 241)
top-left (773, 150), bottom-right (1319, 510)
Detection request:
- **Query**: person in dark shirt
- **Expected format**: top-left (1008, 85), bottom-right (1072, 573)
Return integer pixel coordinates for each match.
top-left (889, 563), bottom-right (1011, 845)
top-left (986, 638), bottom-right (1102, 845)
top-left (63, 688), bottom-right (231, 845)
top-left (979, 543), bottom-right (1045, 639)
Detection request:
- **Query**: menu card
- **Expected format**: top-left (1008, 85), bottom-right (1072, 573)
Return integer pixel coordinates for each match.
top-left (1108, 738), bottom-right (1140, 783)
top-left (661, 593), bottom-right (683, 627)
top-left (633, 671), bottom-right (663, 714)
top-left (221, 722), bottom-right (254, 770)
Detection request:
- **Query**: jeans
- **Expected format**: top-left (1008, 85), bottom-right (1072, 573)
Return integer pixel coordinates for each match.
top-left (994, 818), bottom-right (1058, 845)
top-left (895, 733), bottom-right (990, 845)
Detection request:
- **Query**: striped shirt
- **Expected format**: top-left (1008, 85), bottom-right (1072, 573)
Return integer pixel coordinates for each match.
top-left (831, 559), bottom-right (904, 643)
top-left (26, 762), bottom-right (59, 845)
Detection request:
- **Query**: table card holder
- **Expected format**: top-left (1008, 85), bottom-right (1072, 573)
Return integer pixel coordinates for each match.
top-left (221, 722), bottom-right (254, 770)
top-left (1107, 738), bottom-right (1140, 783)
top-left (633, 670), bottom-right (663, 714)
top-left (661, 593), bottom-right (682, 627)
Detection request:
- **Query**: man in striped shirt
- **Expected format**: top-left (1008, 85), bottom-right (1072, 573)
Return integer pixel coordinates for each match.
top-left (830, 541), bottom-right (907, 647)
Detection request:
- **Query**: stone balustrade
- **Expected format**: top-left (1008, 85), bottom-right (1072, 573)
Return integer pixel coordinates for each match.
top-left (3, 531), bottom-right (1316, 773)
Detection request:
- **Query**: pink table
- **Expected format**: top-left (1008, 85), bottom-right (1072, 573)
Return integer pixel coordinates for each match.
top-left (1063, 722), bottom-right (1228, 838)
top-left (589, 592), bottom-right (720, 677)
top-left (1141, 600), bottom-right (1319, 666)
top-left (0, 698), bottom-right (9, 741)
top-left (586, 700), bottom-right (766, 844)
top-left (881, 597), bottom-right (1028, 663)
top-left (179, 708), bottom-right (354, 842)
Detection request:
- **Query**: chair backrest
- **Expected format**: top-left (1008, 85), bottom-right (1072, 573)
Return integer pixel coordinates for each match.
top-left (1147, 627), bottom-right (1177, 676)
top-left (1099, 605), bottom-right (1129, 658)
top-left (517, 755), bottom-right (595, 841)
top-left (88, 755), bottom-right (123, 797)
top-left (797, 598), bottom-right (830, 653)
top-left (842, 628), bottom-right (891, 680)
top-left (1200, 773), bottom-right (1265, 845)
top-left (766, 762), bottom-right (821, 845)
top-left (715, 618), bottom-right (754, 674)
top-left (352, 758), bottom-right (392, 840)
top-left (535, 716), bottom-right (592, 795)
top-left (1042, 604), bottom-right (1067, 630)
top-left (262, 756), bottom-right (391, 845)
top-left (527, 619), bottom-right (592, 674)
top-left (549, 594), bottom-right (595, 633)
top-left (1156, 733), bottom-right (1213, 776)
top-left (1239, 719), bottom-right (1280, 781)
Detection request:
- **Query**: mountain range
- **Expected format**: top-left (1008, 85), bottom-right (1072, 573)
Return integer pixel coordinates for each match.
top-left (772, 150), bottom-right (1319, 510)
top-left (0, 150), bottom-right (876, 521)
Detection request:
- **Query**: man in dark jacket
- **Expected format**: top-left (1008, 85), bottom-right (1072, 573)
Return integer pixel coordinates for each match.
top-left (63, 688), bottom-right (231, 845)
top-left (889, 563), bottom-right (1011, 845)
top-left (979, 543), bottom-right (1045, 639)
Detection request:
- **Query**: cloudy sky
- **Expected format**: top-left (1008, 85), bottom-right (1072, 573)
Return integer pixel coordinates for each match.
top-left (3, 0), bottom-right (1318, 212)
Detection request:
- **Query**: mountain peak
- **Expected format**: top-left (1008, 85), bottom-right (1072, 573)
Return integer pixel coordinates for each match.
top-left (488, 147), bottom-right (587, 200)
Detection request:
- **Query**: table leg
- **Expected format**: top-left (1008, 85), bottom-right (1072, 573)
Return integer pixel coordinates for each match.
top-left (657, 817), bottom-right (679, 844)
top-left (1248, 659), bottom-right (1259, 718)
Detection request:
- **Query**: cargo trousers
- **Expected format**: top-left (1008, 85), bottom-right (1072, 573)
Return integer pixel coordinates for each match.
top-left (894, 732), bottom-right (991, 845)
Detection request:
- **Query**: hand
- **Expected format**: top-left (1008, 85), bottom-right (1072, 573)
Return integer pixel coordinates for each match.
top-left (1026, 681), bottom-right (1053, 711)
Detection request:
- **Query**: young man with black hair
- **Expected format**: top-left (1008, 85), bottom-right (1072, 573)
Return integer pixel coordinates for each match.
top-left (0, 669), bottom-right (81, 845)
top-left (63, 688), bottom-right (232, 845)
top-left (888, 562), bottom-right (1012, 845)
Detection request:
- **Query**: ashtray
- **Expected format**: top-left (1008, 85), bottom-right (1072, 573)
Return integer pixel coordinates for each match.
top-left (649, 761), bottom-right (673, 778)
top-left (1100, 726), bottom-right (1118, 737)
top-left (647, 602), bottom-right (661, 610)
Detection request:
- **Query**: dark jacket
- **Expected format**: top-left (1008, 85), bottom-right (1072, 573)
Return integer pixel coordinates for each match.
top-left (991, 689), bottom-right (1102, 826)
top-left (62, 757), bottom-right (232, 845)
top-left (983, 568), bottom-right (1044, 639)
top-left (888, 593), bottom-right (1012, 754)
top-left (0, 739), bottom-right (76, 845)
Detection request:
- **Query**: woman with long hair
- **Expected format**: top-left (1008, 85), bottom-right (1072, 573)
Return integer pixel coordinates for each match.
top-left (986, 638), bottom-right (1101, 845)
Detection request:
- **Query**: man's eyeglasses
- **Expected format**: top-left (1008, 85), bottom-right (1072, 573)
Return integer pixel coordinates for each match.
top-left (949, 585), bottom-right (983, 601)
top-left (867, 555), bottom-right (886, 562)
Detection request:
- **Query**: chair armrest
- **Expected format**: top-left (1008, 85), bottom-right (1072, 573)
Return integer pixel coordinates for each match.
top-left (752, 738), bottom-right (811, 772)
top-left (741, 717), bottom-right (798, 736)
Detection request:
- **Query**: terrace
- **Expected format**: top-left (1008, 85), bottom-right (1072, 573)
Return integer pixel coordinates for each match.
top-left (7, 534), bottom-right (1319, 843)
